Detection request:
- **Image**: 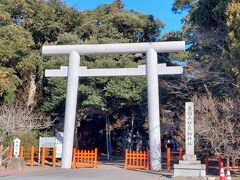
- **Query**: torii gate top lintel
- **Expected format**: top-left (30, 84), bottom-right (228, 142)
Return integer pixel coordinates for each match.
top-left (42, 41), bottom-right (185, 56)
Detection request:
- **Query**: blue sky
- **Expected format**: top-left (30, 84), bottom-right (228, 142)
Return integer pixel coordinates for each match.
top-left (63, 0), bottom-right (186, 36)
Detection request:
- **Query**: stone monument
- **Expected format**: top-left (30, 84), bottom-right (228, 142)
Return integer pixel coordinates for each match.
top-left (7, 138), bottom-right (24, 171)
top-left (174, 102), bottom-right (206, 177)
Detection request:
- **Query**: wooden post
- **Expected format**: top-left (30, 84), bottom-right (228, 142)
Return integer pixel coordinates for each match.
top-left (143, 151), bottom-right (146, 169)
top-left (232, 156), bottom-right (236, 173)
top-left (167, 147), bottom-right (171, 172)
top-left (72, 148), bottom-right (76, 169)
top-left (83, 150), bottom-right (85, 168)
top-left (136, 151), bottom-right (138, 167)
top-left (52, 147), bottom-right (56, 168)
top-left (30, 146), bottom-right (34, 167)
top-left (217, 154), bottom-right (222, 172)
top-left (124, 149), bottom-right (128, 169)
top-left (147, 150), bottom-right (150, 170)
top-left (9, 146), bottom-right (13, 158)
top-left (20, 146), bottom-right (24, 158)
top-left (79, 150), bottom-right (81, 167)
top-left (179, 147), bottom-right (183, 160)
top-left (0, 145), bottom-right (2, 166)
top-left (205, 155), bottom-right (209, 174)
top-left (87, 150), bottom-right (89, 167)
top-left (41, 147), bottom-right (45, 168)
top-left (94, 148), bottom-right (97, 168)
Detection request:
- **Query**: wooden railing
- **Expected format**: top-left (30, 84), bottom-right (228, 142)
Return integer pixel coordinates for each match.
top-left (124, 149), bottom-right (149, 170)
top-left (72, 148), bottom-right (98, 168)
top-left (165, 147), bottom-right (184, 171)
top-left (40, 147), bottom-right (56, 168)
top-left (19, 146), bottom-right (56, 168)
top-left (20, 146), bottom-right (35, 167)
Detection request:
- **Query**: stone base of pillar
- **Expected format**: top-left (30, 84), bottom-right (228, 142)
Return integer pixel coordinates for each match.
top-left (174, 160), bottom-right (206, 177)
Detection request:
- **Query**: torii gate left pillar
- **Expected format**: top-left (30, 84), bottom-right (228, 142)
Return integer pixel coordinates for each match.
top-left (42, 41), bottom-right (185, 170)
top-left (61, 51), bottom-right (80, 168)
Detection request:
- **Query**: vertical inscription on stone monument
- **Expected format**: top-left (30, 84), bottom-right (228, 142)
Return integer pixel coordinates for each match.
top-left (185, 102), bottom-right (194, 155)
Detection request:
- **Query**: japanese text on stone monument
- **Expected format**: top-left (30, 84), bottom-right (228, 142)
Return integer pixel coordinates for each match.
top-left (185, 102), bottom-right (194, 155)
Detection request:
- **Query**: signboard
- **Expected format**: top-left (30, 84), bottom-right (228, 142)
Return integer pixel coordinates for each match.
top-left (185, 102), bottom-right (194, 155)
top-left (38, 133), bottom-right (63, 161)
top-left (13, 138), bottom-right (21, 158)
top-left (38, 137), bottom-right (56, 165)
top-left (55, 131), bottom-right (63, 158)
top-left (55, 139), bottom-right (63, 158)
top-left (39, 137), bottom-right (56, 148)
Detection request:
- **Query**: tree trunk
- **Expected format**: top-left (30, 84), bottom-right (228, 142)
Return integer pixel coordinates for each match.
top-left (26, 74), bottom-right (36, 107)
top-left (106, 115), bottom-right (110, 161)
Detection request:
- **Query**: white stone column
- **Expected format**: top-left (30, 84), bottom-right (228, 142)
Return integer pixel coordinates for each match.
top-left (184, 102), bottom-right (196, 161)
top-left (146, 48), bottom-right (161, 170)
top-left (62, 51), bottom-right (80, 168)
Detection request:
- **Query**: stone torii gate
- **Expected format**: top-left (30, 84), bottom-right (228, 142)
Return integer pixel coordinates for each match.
top-left (42, 41), bottom-right (185, 170)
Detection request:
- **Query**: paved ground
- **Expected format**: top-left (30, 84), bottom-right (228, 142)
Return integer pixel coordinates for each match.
top-left (0, 164), bottom-right (168, 180)
top-left (0, 157), bottom-right (233, 180)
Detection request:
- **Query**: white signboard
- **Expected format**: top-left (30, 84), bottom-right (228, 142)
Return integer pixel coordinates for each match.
top-left (185, 102), bottom-right (194, 155)
top-left (55, 131), bottom-right (63, 158)
top-left (39, 137), bottom-right (56, 148)
top-left (38, 137), bottom-right (56, 165)
top-left (55, 141), bottom-right (63, 158)
top-left (13, 138), bottom-right (21, 158)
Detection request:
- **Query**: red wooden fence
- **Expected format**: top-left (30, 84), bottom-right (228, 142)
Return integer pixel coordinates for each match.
top-left (124, 149), bottom-right (149, 170)
top-left (72, 148), bottom-right (98, 168)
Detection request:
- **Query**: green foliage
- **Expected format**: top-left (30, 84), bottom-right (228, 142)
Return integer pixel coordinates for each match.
top-left (0, 0), bottom-right (183, 150)
top-left (0, 67), bottom-right (22, 103)
top-left (172, 0), bottom-right (193, 13)
top-left (171, 0), bottom-right (240, 98)
top-left (0, 0), bottom-right (86, 104)
top-left (75, 4), bottom-right (164, 43)
top-left (42, 78), bottom-right (67, 113)
top-left (105, 77), bottom-right (146, 103)
top-left (16, 52), bottom-right (41, 77)
top-left (17, 131), bottom-right (39, 148)
top-left (226, 0), bottom-right (240, 82)
top-left (0, 25), bottom-right (33, 65)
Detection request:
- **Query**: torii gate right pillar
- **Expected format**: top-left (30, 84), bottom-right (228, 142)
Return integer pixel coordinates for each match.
top-left (147, 48), bottom-right (161, 170)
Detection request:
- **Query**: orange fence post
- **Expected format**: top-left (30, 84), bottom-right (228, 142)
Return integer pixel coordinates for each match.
top-left (52, 147), bottom-right (56, 168)
top-left (20, 146), bottom-right (24, 158)
top-left (167, 147), bottom-right (171, 172)
top-left (179, 147), bottom-right (183, 160)
top-left (146, 150), bottom-right (150, 170)
top-left (0, 145), bottom-right (2, 161)
top-left (84, 150), bottom-right (86, 168)
top-left (30, 146), bottom-right (34, 167)
top-left (41, 147), bottom-right (45, 168)
top-left (232, 157), bottom-right (236, 173)
top-left (72, 148), bottom-right (76, 169)
top-left (124, 149), bottom-right (128, 169)
top-left (217, 155), bottom-right (222, 172)
top-left (133, 151), bottom-right (135, 168)
top-left (9, 146), bottom-right (13, 158)
top-left (94, 148), bottom-right (97, 168)
top-left (205, 155), bottom-right (209, 174)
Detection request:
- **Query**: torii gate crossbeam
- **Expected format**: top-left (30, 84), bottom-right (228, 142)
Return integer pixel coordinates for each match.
top-left (42, 41), bottom-right (185, 170)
